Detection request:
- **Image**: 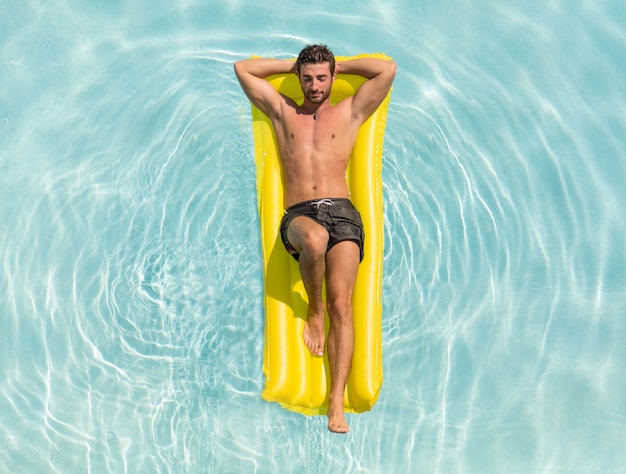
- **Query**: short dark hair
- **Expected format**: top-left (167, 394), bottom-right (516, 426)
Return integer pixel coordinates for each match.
top-left (296, 44), bottom-right (335, 75)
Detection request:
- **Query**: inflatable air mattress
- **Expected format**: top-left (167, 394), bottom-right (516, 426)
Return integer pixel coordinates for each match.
top-left (250, 53), bottom-right (392, 415)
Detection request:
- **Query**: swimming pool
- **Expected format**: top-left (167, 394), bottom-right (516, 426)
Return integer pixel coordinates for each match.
top-left (2, 0), bottom-right (625, 472)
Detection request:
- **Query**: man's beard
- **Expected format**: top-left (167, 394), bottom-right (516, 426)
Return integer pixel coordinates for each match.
top-left (307, 91), bottom-right (327, 104)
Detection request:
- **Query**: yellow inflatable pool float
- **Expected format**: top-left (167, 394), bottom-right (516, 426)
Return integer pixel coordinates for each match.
top-left (250, 53), bottom-right (392, 415)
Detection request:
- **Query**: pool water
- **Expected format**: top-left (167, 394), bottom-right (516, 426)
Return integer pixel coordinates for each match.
top-left (2, 0), bottom-right (626, 472)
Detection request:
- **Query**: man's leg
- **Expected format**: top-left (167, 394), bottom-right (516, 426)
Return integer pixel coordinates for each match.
top-left (287, 216), bottom-right (329, 357)
top-left (324, 240), bottom-right (360, 433)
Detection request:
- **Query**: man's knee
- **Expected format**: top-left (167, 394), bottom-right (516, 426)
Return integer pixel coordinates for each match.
top-left (326, 296), bottom-right (352, 325)
top-left (293, 224), bottom-right (328, 258)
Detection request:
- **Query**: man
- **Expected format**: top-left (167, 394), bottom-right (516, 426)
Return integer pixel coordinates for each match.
top-left (234, 44), bottom-right (396, 433)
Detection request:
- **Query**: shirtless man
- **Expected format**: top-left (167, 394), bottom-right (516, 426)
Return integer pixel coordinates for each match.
top-left (234, 44), bottom-right (396, 433)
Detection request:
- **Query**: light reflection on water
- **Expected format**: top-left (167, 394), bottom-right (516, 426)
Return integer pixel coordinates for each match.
top-left (2, 0), bottom-right (626, 472)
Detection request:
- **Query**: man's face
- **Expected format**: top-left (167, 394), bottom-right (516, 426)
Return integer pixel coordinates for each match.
top-left (298, 62), bottom-right (335, 104)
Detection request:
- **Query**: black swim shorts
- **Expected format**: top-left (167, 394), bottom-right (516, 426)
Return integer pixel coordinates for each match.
top-left (279, 198), bottom-right (365, 262)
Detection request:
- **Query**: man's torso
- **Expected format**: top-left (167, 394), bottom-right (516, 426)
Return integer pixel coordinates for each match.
top-left (272, 96), bottom-right (361, 207)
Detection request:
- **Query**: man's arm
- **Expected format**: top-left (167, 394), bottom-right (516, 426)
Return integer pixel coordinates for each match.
top-left (233, 58), bottom-right (296, 119)
top-left (336, 58), bottom-right (397, 124)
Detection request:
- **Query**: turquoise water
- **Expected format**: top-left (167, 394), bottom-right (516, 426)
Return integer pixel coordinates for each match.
top-left (2, 0), bottom-right (626, 472)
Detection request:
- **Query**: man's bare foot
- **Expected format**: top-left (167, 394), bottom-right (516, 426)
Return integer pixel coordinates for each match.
top-left (303, 308), bottom-right (325, 357)
top-left (327, 408), bottom-right (349, 433)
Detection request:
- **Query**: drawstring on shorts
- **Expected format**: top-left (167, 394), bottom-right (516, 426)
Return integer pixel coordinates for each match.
top-left (310, 198), bottom-right (334, 208)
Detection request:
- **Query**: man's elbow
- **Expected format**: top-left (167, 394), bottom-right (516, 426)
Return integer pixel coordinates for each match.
top-left (233, 60), bottom-right (245, 79)
top-left (234, 59), bottom-right (255, 80)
